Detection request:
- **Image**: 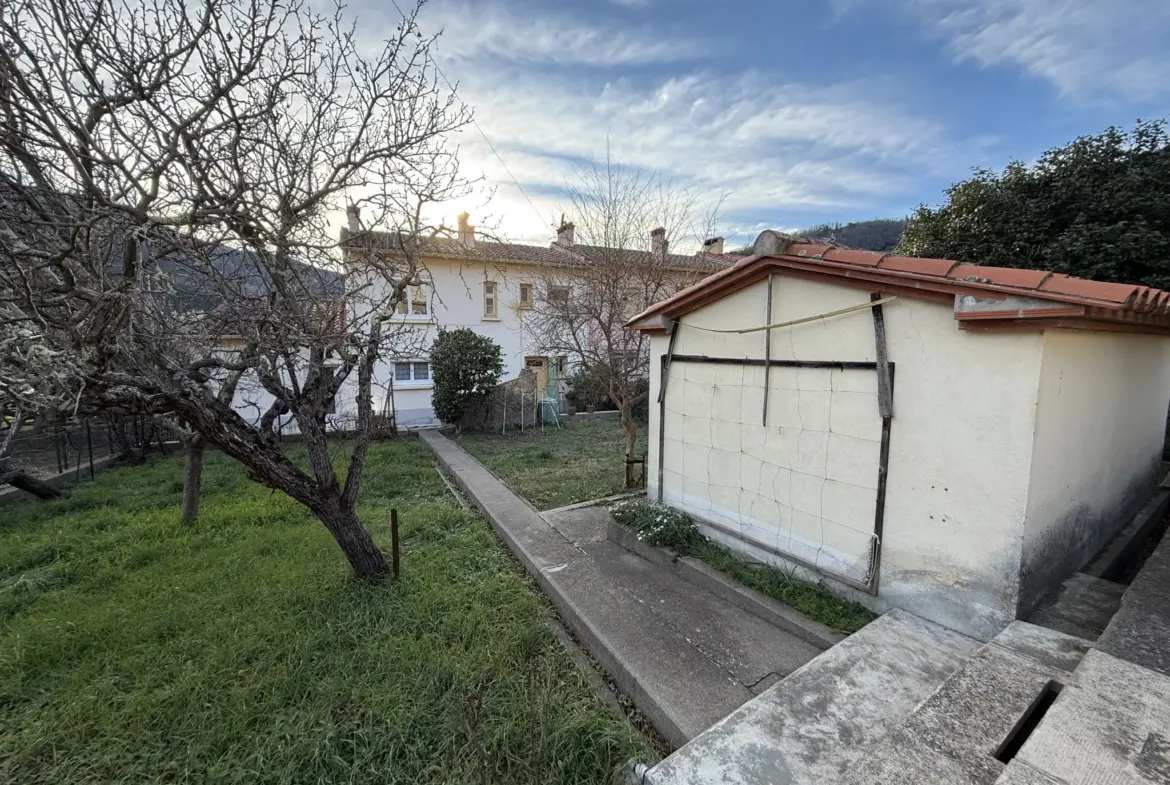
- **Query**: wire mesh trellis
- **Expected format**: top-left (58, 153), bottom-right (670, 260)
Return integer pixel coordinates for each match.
top-left (659, 356), bottom-right (885, 588)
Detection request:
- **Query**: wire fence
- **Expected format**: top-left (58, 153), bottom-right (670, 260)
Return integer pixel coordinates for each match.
top-left (660, 359), bottom-right (882, 587)
top-left (1, 415), bottom-right (172, 486)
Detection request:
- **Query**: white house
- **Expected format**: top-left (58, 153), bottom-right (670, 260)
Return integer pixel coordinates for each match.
top-left (336, 211), bottom-right (735, 428)
top-left (628, 230), bottom-right (1170, 639)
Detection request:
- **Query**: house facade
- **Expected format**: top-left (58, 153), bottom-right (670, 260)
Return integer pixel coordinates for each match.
top-left (629, 231), bottom-right (1170, 639)
top-left (336, 211), bottom-right (735, 429)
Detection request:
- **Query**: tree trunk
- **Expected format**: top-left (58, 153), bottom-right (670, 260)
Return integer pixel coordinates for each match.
top-left (621, 402), bottom-right (638, 488)
top-left (0, 469), bottom-right (62, 499)
top-left (181, 436), bottom-right (205, 525)
top-left (315, 500), bottom-right (390, 579)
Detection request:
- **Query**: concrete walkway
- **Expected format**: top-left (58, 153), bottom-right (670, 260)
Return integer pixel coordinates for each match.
top-left (420, 429), bottom-right (822, 748)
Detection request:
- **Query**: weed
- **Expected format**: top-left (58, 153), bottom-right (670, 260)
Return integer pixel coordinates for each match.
top-left (610, 500), bottom-right (876, 635)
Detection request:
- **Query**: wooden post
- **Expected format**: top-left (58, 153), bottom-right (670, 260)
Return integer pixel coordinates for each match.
top-left (869, 293), bottom-right (894, 595)
top-left (390, 508), bottom-right (401, 578)
top-left (870, 292), bottom-right (893, 418)
top-left (86, 419), bottom-right (95, 480)
top-left (763, 274), bottom-right (773, 426)
top-left (656, 324), bottom-right (679, 503)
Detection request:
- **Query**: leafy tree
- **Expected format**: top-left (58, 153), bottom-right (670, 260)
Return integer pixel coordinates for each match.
top-left (899, 120), bottom-right (1170, 287)
top-left (430, 329), bottom-right (503, 427)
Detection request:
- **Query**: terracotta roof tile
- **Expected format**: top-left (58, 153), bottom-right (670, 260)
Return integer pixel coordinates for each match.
top-left (627, 239), bottom-right (1170, 334)
top-left (342, 230), bottom-right (739, 274)
top-left (878, 255), bottom-right (958, 276)
top-left (822, 248), bottom-right (887, 266)
top-left (787, 243), bottom-right (836, 259)
top-left (1038, 275), bottom-right (1139, 305)
top-left (955, 266), bottom-right (1054, 289)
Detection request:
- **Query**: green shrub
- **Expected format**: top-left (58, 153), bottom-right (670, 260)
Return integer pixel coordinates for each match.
top-left (610, 499), bottom-right (703, 552)
top-left (429, 328), bottom-right (503, 425)
top-left (565, 366), bottom-right (610, 410)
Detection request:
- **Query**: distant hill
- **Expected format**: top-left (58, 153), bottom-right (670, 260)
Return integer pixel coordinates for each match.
top-left (802, 219), bottom-right (906, 252)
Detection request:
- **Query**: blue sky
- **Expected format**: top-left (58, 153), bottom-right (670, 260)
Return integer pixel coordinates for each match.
top-left (356, 0), bottom-right (1170, 249)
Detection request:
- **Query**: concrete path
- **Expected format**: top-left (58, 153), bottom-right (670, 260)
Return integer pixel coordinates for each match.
top-left (420, 429), bottom-right (822, 748)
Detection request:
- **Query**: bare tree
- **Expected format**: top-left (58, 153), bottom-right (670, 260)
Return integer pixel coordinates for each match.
top-left (0, 0), bottom-right (469, 576)
top-left (524, 155), bottom-right (725, 482)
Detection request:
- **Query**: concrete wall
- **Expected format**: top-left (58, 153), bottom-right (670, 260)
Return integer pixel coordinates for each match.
top-left (649, 275), bottom-right (1045, 639)
top-left (1018, 329), bottom-right (1170, 613)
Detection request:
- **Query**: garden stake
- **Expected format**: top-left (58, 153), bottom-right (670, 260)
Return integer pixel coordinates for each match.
top-left (391, 508), bottom-right (401, 578)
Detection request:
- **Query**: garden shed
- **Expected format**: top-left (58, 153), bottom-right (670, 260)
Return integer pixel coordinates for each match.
top-left (628, 231), bottom-right (1170, 639)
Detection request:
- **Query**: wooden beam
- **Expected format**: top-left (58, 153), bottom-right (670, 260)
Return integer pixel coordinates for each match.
top-left (762, 274), bottom-right (773, 426)
top-left (870, 293), bottom-right (893, 419)
top-left (656, 325), bottom-right (679, 503)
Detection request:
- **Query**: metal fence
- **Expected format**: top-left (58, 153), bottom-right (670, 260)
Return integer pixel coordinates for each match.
top-left (1, 415), bottom-right (172, 486)
top-left (458, 370), bottom-right (544, 432)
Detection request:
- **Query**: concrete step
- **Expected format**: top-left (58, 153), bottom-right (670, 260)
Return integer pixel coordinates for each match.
top-left (643, 610), bottom-right (980, 785)
top-left (1026, 572), bottom-right (1126, 640)
top-left (838, 622), bottom-right (1091, 785)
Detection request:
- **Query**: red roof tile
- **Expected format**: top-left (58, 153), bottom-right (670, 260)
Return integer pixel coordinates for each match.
top-left (1038, 275), bottom-right (1139, 304)
top-left (627, 238), bottom-right (1170, 334)
top-left (821, 248), bottom-right (887, 266)
top-left (957, 266), bottom-right (1054, 289)
top-left (878, 255), bottom-right (958, 277)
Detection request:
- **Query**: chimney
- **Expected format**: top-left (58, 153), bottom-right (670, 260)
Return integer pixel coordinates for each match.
top-left (346, 203), bottom-right (361, 232)
top-left (650, 227), bottom-right (667, 260)
top-left (457, 211), bottom-right (475, 248)
top-left (702, 236), bottom-right (725, 255)
top-left (556, 221), bottom-right (575, 246)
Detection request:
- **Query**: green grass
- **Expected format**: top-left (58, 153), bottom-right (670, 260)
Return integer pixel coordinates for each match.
top-left (455, 419), bottom-right (647, 510)
top-left (689, 542), bottom-right (875, 634)
top-left (611, 500), bottom-right (875, 635)
top-left (0, 440), bottom-right (656, 784)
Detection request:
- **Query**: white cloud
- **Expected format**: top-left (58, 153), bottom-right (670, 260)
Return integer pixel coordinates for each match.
top-left (342, 0), bottom-right (963, 248)
top-left (418, 0), bottom-right (702, 66)
top-left (846, 0), bottom-right (1170, 101)
top-left (445, 67), bottom-right (957, 246)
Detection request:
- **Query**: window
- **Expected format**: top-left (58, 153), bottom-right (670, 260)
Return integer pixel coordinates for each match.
top-left (556, 356), bottom-right (568, 374)
top-left (483, 281), bottom-right (498, 318)
top-left (548, 284), bottom-right (569, 305)
top-left (394, 285), bottom-right (431, 318)
top-left (394, 361), bottom-right (430, 386)
top-left (609, 349), bottom-right (642, 373)
top-left (518, 282), bottom-right (533, 309)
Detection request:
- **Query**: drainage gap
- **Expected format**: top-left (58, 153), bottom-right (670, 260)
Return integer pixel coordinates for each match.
top-left (995, 680), bottom-right (1063, 764)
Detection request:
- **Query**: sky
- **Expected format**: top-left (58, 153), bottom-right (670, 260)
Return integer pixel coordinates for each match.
top-left (351, 0), bottom-right (1170, 250)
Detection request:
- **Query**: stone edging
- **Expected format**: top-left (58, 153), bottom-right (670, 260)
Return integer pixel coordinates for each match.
top-left (607, 520), bottom-right (844, 651)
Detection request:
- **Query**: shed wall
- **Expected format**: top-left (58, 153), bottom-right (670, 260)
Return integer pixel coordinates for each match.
top-left (649, 275), bottom-right (1044, 638)
top-left (1019, 329), bottom-right (1170, 613)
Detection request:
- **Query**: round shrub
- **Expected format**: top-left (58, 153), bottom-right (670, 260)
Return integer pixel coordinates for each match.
top-left (429, 328), bottom-right (503, 425)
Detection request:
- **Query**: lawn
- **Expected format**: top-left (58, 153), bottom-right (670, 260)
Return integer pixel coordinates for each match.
top-left (0, 440), bottom-right (656, 784)
top-left (455, 419), bottom-right (647, 510)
